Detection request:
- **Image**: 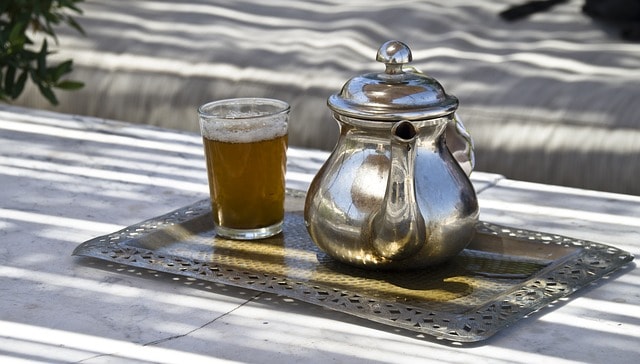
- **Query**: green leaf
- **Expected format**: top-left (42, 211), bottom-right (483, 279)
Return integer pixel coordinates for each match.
top-left (65, 16), bottom-right (85, 35)
top-left (21, 49), bottom-right (39, 62)
top-left (4, 65), bottom-right (16, 94)
top-left (37, 39), bottom-right (48, 79)
top-left (55, 80), bottom-right (83, 90)
top-left (12, 70), bottom-right (29, 98)
top-left (37, 83), bottom-right (59, 105)
top-left (1, 0), bottom-right (86, 105)
top-left (59, 0), bottom-right (84, 14)
top-left (8, 21), bottom-right (28, 45)
top-left (51, 60), bottom-right (73, 81)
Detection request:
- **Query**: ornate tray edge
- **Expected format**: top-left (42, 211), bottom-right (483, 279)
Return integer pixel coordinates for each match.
top-left (72, 198), bottom-right (635, 343)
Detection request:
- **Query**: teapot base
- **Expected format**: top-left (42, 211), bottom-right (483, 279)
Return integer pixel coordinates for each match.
top-left (310, 226), bottom-right (478, 271)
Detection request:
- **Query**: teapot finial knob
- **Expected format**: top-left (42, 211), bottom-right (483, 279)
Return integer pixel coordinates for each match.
top-left (376, 40), bottom-right (412, 75)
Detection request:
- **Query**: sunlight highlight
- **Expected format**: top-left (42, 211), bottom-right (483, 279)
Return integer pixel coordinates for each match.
top-left (538, 309), bottom-right (640, 336)
top-left (0, 320), bottom-right (237, 364)
top-left (480, 199), bottom-right (640, 227)
top-left (0, 155), bottom-right (207, 193)
top-left (413, 47), bottom-right (640, 78)
top-left (0, 265), bottom-right (244, 311)
top-left (0, 120), bottom-right (202, 155)
top-left (0, 208), bottom-right (121, 233)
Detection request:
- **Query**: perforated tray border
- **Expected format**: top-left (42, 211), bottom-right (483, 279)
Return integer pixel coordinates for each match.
top-left (73, 192), bottom-right (634, 342)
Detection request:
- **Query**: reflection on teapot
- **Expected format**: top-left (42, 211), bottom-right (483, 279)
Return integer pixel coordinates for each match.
top-left (304, 40), bottom-right (479, 270)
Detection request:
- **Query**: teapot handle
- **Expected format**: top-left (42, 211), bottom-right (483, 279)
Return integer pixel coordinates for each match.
top-left (446, 113), bottom-right (475, 176)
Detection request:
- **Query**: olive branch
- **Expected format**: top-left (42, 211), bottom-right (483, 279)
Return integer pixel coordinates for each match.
top-left (1, 0), bottom-right (85, 105)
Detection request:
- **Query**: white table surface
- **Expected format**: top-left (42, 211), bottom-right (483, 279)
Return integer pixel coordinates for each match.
top-left (1, 105), bottom-right (638, 364)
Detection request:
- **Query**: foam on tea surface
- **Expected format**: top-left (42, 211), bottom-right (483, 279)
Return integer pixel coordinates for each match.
top-left (199, 99), bottom-right (288, 143)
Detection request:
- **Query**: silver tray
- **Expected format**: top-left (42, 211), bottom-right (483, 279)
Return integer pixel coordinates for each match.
top-left (73, 190), bottom-right (634, 342)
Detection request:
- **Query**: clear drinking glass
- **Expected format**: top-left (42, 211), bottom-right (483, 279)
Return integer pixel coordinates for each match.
top-left (198, 98), bottom-right (289, 240)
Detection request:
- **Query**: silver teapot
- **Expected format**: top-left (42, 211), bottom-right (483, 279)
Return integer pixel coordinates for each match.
top-left (304, 40), bottom-right (479, 270)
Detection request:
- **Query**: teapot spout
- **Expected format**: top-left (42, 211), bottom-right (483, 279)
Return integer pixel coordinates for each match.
top-left (370, 121), bottom-right (427, 260)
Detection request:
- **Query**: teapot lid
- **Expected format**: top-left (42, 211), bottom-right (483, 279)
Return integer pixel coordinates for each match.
top-left (328, 40), bottom-right (458, 121)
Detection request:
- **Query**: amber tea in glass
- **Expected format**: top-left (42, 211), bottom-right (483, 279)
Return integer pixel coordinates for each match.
top-left (198, 98), bottom-right (289, 240)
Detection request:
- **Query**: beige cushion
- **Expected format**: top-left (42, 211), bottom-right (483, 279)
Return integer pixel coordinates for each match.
top-left (14, 1), bottom-right (640, 194)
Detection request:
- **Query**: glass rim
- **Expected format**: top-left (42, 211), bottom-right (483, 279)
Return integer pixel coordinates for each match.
top-left (198, 98), bottom-right (290, 120)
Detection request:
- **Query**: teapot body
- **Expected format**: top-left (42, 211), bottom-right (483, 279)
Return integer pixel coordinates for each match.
top-left (304, 115), bottom-right (479, 270)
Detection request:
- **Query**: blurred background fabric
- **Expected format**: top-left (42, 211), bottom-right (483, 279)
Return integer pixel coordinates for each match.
top-left (10, 0), bottom-right (640, 195)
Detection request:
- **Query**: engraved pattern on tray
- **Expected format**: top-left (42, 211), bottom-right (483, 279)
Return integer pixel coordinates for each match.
top-left (73, 192), bottom-right (634, 342)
